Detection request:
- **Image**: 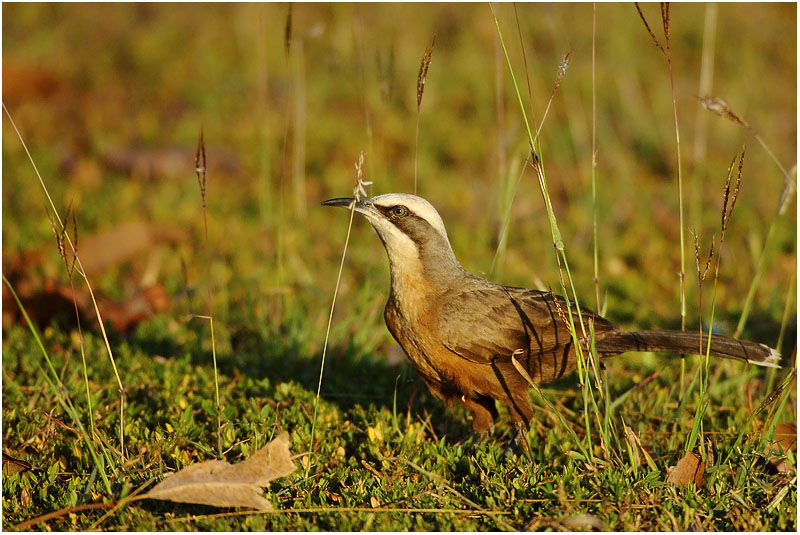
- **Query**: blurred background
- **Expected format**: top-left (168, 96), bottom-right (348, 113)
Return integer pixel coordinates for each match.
top-left (3, 3), bottom-right (796, 361)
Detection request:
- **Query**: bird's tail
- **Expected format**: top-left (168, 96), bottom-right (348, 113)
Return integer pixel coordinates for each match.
top-left (596, 330), bottom-right (781, 368)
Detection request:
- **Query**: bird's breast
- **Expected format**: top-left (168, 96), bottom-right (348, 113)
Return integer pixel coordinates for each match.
top-left (384, 275), bottom-right (448, 383)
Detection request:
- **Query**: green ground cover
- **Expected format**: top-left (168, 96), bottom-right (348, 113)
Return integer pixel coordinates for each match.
top-left (2, 3), bottom-right (796, 530)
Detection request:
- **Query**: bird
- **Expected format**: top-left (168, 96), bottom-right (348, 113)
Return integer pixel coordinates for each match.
top-left (322, 193), bottom-right (781, 435)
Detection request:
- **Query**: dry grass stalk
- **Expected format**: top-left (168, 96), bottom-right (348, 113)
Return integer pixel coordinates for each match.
top-left (3, 102), bottom-right (127, 459)
top-left (416, 35), bottom-right (436, 110)
top-left (195, 129), bottom-right (223, 458)
top-left (691, 228), bottom-right (713, 355)
top-left (699, 96), bottom-right (749, 130)
top-left (284, 3), bottom-right (292, 57)
top-left (548, 286), bottom-right (572, 337)
top-left (707, 92), bottom-right (796, 337)
top-left (310, 151), bottom-right (371, 467)
top-left (688, 148), bottom-right (747, 444)
top-left (660, 3), bottom-right (671, 41)
top-left (513, 3), bottom-right (536, 122)
top-left (777, 166), bottom-right (796, 216)
top-left (634, 2), bottom-right (671, 55)
top-left (414, 35), bottom-right (436, 194)
top-left (700, 94), bottom-right (794, 187)
top-left (195, 130), bottom-right (207, 206)
top-left (720, 147), bottom-right (744, 235)
top-left (353, 151), bottom-right (373, 201)
top-left (634, 1), bottom-right (688, 394)
top-left (691, 230), bottom-right (714, 287)
top-left (534, 51), bottom-right (571, 141)
top-left (547, 284), bottom-right (601, 391)
top-left (486, 7), bottom-right (539, 280)
top-left (691, 4), bottom-right (719, 229)
top-left (48, 206), bottom-right (97, 436)
top-left (552, 52), bottom-right (571, 99)
top-left (591, 2), bottom-right (601, 313)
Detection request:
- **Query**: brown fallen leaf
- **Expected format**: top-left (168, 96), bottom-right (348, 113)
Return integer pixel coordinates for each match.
top-left (101, 284), bottom-right (171, 332)
top-left (623, 424), bottom-right (642, 471)
top-left (623, 424), bottom-right (658, 472)
top-left (2, 58), bottom-right (63, 104)
top-left (142, 432), bottom-right (295, 510)
top-left (773, 423), bottom-right (798, 454)
top-left (102, 145), bottom-right (242, 183)
top-left (76, 221), bottom-right (186, 278)
top-left (666, 451), bottom-right (705, 487)
top-left (559, 513), bottom-right (605, 532)
top-left (2, 452), bottom-right (40, 478)
top-left (764, 422), bottom-right (797, 474)
top-left (2, 278), bottom-right (170, 333)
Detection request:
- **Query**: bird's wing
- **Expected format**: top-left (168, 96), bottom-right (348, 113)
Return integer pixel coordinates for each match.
top-left (438, 285), bottom-right (616, 366)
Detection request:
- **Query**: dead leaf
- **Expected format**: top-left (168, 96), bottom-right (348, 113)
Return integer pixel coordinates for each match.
top-left (666, 451), bottom-right (705, 487)
top-left (143, 432), bottom-right (295, 510)
top-left (623, 425), bottom-right (641, 470)
top-left (102, 284), bottom-right (171, 332)
top-left (2, 282), bottom-right (84, 330)
top-left (2, 452), bottom-right (40, 478)
top-left (621, 422), bottom-right (658, 472)
top-left (102, 145), bottom-right (242, 182)
top-left (3, 219), bottom-right (181, 332)
top-left (2, 58), bottom-right (62, 104)
top-left (2, 279), bottom-right (170, 333)
top-left (20, 486), bottom-right (32, 508)
top-left (559, 513), bottom-right (605, 531)
top-left (77, 221), bottom-right (185, 278)
top-left (69, 158), bottom-right (104, 189)
top-left (773, 423), bottom-right (797, 454)
top-left (764, 422), bottom-right (797, 474)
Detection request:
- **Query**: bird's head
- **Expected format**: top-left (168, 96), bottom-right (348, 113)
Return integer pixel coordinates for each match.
top-left (322, 193), bottom-right (462, 281)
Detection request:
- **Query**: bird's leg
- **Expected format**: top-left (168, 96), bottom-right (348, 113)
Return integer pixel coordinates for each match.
top-left (503, 420), bottom-right (533, 460)
top-left (460, 394), bottom-right (498, 434)
top-left (465, 424), bottom-right (497, 456)
top-left (514, 421), bottom-right (532, 454)
top-left (461, 395), bottom-right (498, 455)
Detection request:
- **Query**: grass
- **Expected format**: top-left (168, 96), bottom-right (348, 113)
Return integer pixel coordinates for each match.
top-left (2, 3), bottom-right (796, 531)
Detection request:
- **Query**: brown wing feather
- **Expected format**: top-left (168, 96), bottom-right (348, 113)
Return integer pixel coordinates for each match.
top-left (439, 283), bottom-right (617, 382)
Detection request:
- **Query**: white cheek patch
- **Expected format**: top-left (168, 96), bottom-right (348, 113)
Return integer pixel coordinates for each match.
top-left (366, 215), bottom-right (420, 267)
top-left (371, 193), bottom-right (450, 243)
top-left (366, 214), bottom-right (430, 316)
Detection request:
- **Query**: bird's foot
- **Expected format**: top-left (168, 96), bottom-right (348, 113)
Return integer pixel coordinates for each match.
top-left (504, 423), bottom-right (533, 460)
top-left (465, 425), bottom-right (495, 456)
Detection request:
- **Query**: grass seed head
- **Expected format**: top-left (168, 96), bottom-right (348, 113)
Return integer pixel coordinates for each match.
top-left (68, 205), bottom-right (78, 274)
top-left (721, 147), bottom-right (744, 234)
top-left (660, 2), bottom-right (670, 42)
top-left (353, 151), bottom-right (372, 201)
top-left (284, 3), bottom-right (293, 57)
top-left (691, 230), bottom-right (714, 286)
top-left (48, 210), bottom-right (67, 266)
top-left (551, 51), bottom-right (571, 96)
top-left (635, 2), bottom-right (666, 55)
top-left (699, 95), bottom-right (750, 129)
top-left (416, 35), bottom-right (436, 110)
top-left (195, 129), bottom-right (207, 207)
top-left (777, 165), bottom-right (796, 216)
top-left (48, 204), bottom-right (78, 276)
top-left (548, 286), bottom-right (571, 333)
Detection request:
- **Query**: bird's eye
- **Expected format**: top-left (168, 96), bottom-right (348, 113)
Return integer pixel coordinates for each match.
top-left (392, 206), bottom-right (408, 217)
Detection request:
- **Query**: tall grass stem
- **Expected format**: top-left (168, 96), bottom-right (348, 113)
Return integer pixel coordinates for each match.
top-left (591, 3), bottom-right (600, 313)
top-left (3, 275), bottom-right (112, 496)
top-left (194, 131), bottom-right (223, 458)
top-left (2, 102), bottom-right (126, 460)
top-left (309, 200), bottom-right (357, 472)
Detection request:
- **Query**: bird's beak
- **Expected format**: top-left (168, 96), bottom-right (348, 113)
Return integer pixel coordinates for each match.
top-left (321, 196), bottom-right (377, 218)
